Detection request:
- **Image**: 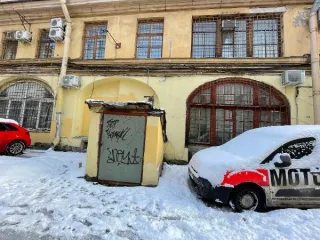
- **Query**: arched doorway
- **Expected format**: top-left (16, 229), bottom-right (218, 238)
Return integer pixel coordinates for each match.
top-left (186, 78), bottom-right (290, 147)
top-left (0, 80), bottom-right (54, 130)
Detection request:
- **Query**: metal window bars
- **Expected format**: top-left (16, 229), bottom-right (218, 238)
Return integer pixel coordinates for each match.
top-left (38, 30), bottom-right (56, 59)
top-left (0, 81), bottom-right (54, 130)
top-left (187, 79), bottom-right (289, 146)
top-left (192, 13), bottom-right (282, 58)
top-left (83, 23), bottom-right (107, 60)
top-left (2, 32), bottom-right (18, 60)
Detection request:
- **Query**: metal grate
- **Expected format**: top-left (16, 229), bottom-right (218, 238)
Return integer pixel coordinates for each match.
top-left (192, 13), bottom-right (282, 58)
top-left (186, 78), bottom-right (290, 146)
top-left (38, 30), bottom-right (56, 59)
top-left (0, 81), bottom-right (54, 130)
top-left (2, 36), bottom-right (18, 60)
top-left (136, 19), bottom-right (164, 59)
top-left (83, 23), bottom-right (107, 60)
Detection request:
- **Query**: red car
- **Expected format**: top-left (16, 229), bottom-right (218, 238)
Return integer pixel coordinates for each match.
top-left (0, 119), bottom-right (31, 155)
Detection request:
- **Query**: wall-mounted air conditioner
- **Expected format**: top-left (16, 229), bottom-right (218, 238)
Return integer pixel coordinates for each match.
top-left (6, 31), bottom-right (16, 40)
top-left (49, 28), bottom-right (64, 41)
top-left (15, 31), bottom-right (32, 43)
top-left (222, 20), bottom-right (237, 30)
top-left (61, 75), bottom-right (81, 89)
top-left (281, 70), bottom-right (305, 86)
top-left (50, 18), bottom-right (64, 29)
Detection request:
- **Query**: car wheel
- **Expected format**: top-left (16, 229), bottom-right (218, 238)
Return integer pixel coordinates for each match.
top-left (6, 141), bottom-right (25, 156)
top-left (231, 187), bottom-right (265, 212)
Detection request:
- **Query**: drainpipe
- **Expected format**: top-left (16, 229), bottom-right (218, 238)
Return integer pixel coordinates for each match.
top-left (53, 0), bottom-right (72, 147)
top-left (310, 0), bottom-right (320, 124)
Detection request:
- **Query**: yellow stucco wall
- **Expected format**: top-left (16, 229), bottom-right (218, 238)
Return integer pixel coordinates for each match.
top-left (85, 111), bottom-right (101, 177)
top-left (0, 5), bottom-right (312, 59)
top-left (0, 4), bottom-right (314, 159)
top-left (141, 116), bottom-right (164, 186)
top-left (85, 113), bottom-right (164, 186)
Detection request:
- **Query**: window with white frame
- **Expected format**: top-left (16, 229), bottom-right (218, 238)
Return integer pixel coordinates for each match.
top-left (0, 81), bottom-right (54, 130)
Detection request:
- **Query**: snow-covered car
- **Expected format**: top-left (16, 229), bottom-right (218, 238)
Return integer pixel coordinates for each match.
top-left (189, 125), bottom-right (320, 212)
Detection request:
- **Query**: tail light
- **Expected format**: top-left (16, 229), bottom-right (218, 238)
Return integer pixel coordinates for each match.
top-left (26, 131), bottom-right (30, 136)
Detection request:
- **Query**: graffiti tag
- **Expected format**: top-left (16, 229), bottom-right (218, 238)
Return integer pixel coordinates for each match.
top-left (105, 119), bottom-right (130, 142)
top-left (106, 148), bottom-right (142, 166)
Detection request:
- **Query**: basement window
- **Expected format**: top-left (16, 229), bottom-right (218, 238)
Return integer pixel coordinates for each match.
top-left (136, 20), bottom-right (164, 59)
top-left (0, 81), bottom-right (54, 130)
top-left (192, 13), bottom-right (282, 58)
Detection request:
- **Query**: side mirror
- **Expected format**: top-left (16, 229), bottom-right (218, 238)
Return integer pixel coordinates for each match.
top-left (274, 154), bottom-right (292, 168)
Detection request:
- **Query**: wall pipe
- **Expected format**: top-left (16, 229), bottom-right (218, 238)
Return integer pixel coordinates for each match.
top-left (310, 0), bottom-right (320, 124)
top-left (53, 0), bottom-right (72, 147)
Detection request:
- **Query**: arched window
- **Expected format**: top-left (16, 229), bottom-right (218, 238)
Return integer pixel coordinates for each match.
top-left (186, 78), bottom-right (290, 146)
top-left (0, 81), bottom-right (54, 130)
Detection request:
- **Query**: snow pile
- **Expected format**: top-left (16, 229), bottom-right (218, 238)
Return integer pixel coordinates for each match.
top-left (1, 150), bottom-right (320, 239)
top-left (0, 118), bottom-right (19, 125)
top-left (190, 125), bottom-right (320, 185)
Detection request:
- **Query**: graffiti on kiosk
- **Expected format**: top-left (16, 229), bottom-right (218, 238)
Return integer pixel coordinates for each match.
top-left (106, 148), bottom-right (142, 166)
top-left (105, 119), bottom-right (130, 142)
top-left (104, 117), bottom-right (142, 166)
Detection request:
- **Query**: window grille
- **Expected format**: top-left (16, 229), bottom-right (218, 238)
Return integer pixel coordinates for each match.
top-left (2, 33), bottom-right (18, 60)
top-left (38, 30), bottom-right (56, 59)
top-left (186, 79), bottom-right (289, 146)
top-left (0, 81), bottom-right (54, 130)
top-left (192, 13), bottom-right (282, 58)
top-left (83, 23), bottom-right (107, 60)
top-left (136, 20), bottom-right (164, 59)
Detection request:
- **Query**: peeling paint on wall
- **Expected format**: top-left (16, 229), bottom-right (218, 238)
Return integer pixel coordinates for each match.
top-left (293, 9), bottom-right (309, 28)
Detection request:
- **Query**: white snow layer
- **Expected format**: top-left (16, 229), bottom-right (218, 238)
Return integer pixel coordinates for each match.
top-left (190, 125), bottom-right (320, 186)
top-left (1, 150), bottom-right (320, 240)
top-left (0, 118), bottom-right (19, 125)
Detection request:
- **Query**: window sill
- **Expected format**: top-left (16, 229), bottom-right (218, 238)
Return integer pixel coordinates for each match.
top-left (27, 129), bottom-right (51, 133)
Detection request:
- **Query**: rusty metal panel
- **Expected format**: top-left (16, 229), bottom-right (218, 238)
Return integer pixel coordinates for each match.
top-left (98, 114), bottom-right (146, 184)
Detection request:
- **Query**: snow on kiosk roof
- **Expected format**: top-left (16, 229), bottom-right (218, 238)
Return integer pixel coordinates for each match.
top-left (85, 99), bottom-right (167, 142)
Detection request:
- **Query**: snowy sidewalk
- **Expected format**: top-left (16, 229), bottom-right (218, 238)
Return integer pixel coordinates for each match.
top-left (0, 150), bottom-right (320, 240)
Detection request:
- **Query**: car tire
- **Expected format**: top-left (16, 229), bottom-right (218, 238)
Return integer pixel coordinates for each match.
top-left (231, 186), bottom-right (266, 212)
top-left (6, 140), bottom-right (25, 156)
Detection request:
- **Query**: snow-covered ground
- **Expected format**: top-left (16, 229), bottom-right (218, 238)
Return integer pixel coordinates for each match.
top-left (1, 151), bottom-right (320, 240)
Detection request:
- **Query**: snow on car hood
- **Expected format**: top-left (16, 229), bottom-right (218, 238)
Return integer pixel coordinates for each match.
top-left (190, 147), bottom-right (250, 186)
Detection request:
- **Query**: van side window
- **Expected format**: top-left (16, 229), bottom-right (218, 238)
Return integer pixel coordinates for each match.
top-left (261, 137), bottom-right (316, 164)
top-left (282, 138), bottom-right (316, 160)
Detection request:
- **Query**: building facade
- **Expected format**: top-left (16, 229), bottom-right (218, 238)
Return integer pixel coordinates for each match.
top-left (0, 0), bottom-right (315, 162)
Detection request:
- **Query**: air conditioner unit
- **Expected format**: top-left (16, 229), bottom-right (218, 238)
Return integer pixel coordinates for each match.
top-left (6, 31), bottom-right (16, 40)
top-left (61, 75), bottom-right (81, 89)
top-left (49, 28), bottom-right (64, 41)
top-left (15, 31), bottom-right (32, 43)
top-left (222, 20), bottom-right (237, 30)
top-left (281, 70), bottom-right (305, 86)
top-left (50, 18), bottom-right (64, 29)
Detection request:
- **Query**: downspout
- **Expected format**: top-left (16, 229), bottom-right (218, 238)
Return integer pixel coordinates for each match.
top-left (53, 0), bottom-right (72, 147)
top-left (310, 0), bottom-right (320, 124)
